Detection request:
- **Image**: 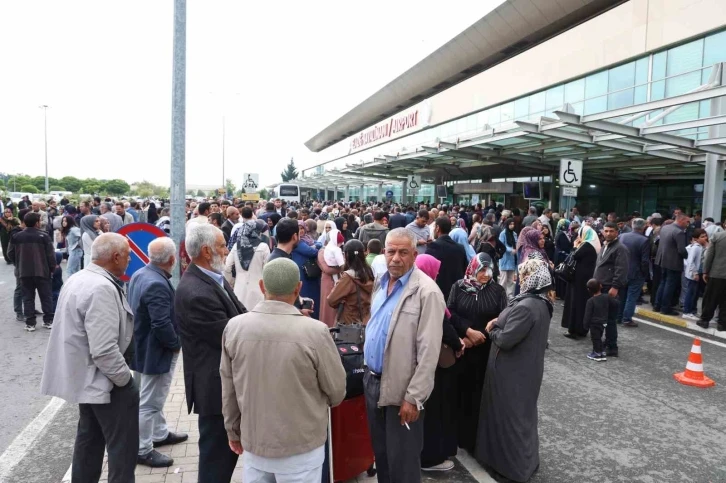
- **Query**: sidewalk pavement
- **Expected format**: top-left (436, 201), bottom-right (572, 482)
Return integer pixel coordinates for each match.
top-left (636, 306), bottom-right (725, 340)
top-left (95, 359), bottom-right (379, 483)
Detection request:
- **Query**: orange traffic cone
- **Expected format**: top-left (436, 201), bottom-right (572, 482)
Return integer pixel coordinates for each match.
top-left (674, 338), bottom-right (715, 388)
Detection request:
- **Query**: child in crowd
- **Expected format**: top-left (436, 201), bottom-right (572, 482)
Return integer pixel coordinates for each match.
top-left (583, 278), bottom-right (619, 361)
top-left (51, 251), bottom-right (64, 312)
top-left (366, 238), bottom-right (381, 266)
top-left (683, 228), bottom-right (709, 320)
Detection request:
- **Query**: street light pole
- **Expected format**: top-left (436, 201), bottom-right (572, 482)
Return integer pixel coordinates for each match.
top-left (222, 115), bottom-right (225, 196)
top-left (39, 105), bottom-right (49, 192)
top-left (170, 0), bottom-right (186, 287)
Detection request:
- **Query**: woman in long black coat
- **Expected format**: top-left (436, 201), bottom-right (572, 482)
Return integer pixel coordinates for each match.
top-left (554, 219), bottom-right (577, 299)
top-left (476, 253), bottom-right (553, 483)
top-left (561, 225), bottom-right (599, 338)
top-left (447, 253), bottom-right (508, 454)
top-left (416, 255), bottom-right (463, 472)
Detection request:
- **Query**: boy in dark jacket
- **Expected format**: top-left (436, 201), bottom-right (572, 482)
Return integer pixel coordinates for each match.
top-left (583, 279), bottom-right (619, 362)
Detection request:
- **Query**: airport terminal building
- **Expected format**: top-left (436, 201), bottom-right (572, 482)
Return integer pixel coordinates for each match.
top-left (299, 0), bottom-right (726, 220)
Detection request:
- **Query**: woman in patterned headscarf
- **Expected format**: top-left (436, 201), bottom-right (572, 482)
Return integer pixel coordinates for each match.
top-left (224, 219), bottom-right (270, 310)
top-left (561, 224), bottom-right (599, 338)
top-left (476, 253), bottom-right (553, 483)
top-left (447, 253), bottom-right (508, 454)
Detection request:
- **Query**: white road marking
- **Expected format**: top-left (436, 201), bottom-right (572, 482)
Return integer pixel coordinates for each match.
top-left (633, 317), bottom-right (726, 349)
top-left (62, 464), bottom-right (72, 482)
top-left (0, 397), bottom-right (65, 481)
top-left (456, 448), bottom-right (496, 482)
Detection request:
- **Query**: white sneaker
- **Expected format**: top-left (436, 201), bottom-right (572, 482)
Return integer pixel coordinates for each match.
top-left (683, 313), bottom-right (699, 320)
top-left (422, 460), bottom-right (455, 472)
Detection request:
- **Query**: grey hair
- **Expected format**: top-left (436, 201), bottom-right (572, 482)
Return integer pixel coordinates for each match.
top-left (186, 223), bottom-right (220, 259)
top-left (385, 228), bottom-right (416, 249)
top-left (91, 233), bottom-right (128, 262)
top-left (148, 237), bottom-right (176, 264)
top-left (102, 202), bottom-right (114, 213)
top-left (631, 218), bottom-right (646, 232)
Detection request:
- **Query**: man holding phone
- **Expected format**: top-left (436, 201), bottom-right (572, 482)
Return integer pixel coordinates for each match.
top-left (406, 209), bottom-right (433, 255)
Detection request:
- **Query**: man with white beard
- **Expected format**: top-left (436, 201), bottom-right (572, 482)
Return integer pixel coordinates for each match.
top-left (175, 223), bottom-right (247, 483)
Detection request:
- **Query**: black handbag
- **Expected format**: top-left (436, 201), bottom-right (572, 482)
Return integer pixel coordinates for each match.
top-left (555, 251), bottom-right (577, 282)
top-left (303, 257), bottom-right (322, 278)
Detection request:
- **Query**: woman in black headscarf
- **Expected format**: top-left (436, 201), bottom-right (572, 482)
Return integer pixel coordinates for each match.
top-left (334, 216), bottom-right (351, 241)
top-left (146, 202), bottom-right (159, 224)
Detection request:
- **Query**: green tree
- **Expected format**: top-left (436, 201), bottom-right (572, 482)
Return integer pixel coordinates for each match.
top-left (196, 190), bottom-right (205, 197)
top-left (59, 176), bottom-right (83, 192)
top-left (101, 179), bottom-right (130, 195)
top-left (49, 185), bottom-right (66, 192)
top-left (280, 158), bottom-right (298, 182)
top-left (186, 189), bottom-right (196, 196)
top-left (20, 184), bottom-right (38, 194)
top-left (81, 182), bottom-right (102, 195)
top-left (258, 188), bottom-right (269, 200)
top-left (225, 178), bottom-right (236, 196)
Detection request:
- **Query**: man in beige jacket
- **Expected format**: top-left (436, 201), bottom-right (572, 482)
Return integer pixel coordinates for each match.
top-left (363, 228), bottom-right (445, 483)
top-left (221, 257), bottom-right (346, 481)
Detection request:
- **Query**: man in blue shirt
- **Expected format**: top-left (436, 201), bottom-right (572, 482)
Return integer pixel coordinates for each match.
top-left (364, 228), bottom-right (445, 482)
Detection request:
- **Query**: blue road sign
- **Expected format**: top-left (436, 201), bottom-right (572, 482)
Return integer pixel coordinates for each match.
top-left (116, 223), bottom-right (168, 281)
top-left (385, 190), bottom-right (394, 199)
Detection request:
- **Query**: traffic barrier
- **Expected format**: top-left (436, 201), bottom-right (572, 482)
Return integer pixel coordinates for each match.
top-left (674, 338), bottom-right (715, 388)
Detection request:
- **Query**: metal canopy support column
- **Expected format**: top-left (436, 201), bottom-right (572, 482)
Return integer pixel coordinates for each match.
top-left (333, 186), bottom-right (337, 201)
top-left (401, 180), bottom-right (407, 204)
top-left (703, 67), bottom-right (726, 220)
top-left (360, 184), bottom-right (365, 202)
top-left (378, 184), bottom-right (383, 202)
top-left (344, 185), bottom-right (350, 202)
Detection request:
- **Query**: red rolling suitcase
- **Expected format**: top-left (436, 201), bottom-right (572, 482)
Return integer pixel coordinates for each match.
top-left (330, 395), bottom-right (375, 482)
top-left (327, 325), bottom-right (376, 482)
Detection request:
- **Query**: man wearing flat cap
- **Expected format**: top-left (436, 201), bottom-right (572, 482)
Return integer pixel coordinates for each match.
top-left (221, 258), bottom-right (346, 481)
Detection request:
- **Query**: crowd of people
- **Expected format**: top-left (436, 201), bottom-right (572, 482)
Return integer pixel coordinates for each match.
top-left (1, 191), bottom-right (724, 483)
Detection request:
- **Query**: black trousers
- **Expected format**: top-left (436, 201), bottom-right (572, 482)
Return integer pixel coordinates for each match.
top-left (601, 286), bottom-right (619, 352)
top-left (590, 324), bottom-right (604, 353)
top-left (197, 414), bottom-right (238, 483)
top-left (21, 276), bottom-right (54, 325)
top-left (14, 276), bottom-right (24, 316)
top-left (72, 379), bottom-right (139, 483)
top-left (364, 372), bottom-right (424, 483)
top-left (701, 277), bottom-right (726, 324)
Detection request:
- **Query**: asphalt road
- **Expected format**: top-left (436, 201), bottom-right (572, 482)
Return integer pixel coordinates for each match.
top-left (1, 256), bottom-right (725, 482)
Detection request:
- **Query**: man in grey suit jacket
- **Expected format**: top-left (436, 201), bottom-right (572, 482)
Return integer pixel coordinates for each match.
top-left (700, 230), bottom-right (726, 330)
top-left (41, 233), bottom-right (137, 483)
top-left (653, 214), bottom-right (689, 315)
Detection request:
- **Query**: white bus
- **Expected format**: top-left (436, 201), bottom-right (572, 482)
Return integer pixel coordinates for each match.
top-left (276, 184), bottom-right (301, 204)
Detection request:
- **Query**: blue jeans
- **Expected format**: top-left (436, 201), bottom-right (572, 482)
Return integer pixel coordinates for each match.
top-left (67, 247), bottom-right (83, 277)
top-left (683, 278), bottom-right (699, 315)
top-left (655, 268), bottom-right (681, 313)
top-left (138, 353), bottom-right (179, 455)
top-left (621, 277), bottom-right (645, 322)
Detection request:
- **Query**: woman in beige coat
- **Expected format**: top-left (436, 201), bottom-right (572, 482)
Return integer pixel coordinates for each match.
top-left (224, 219), bottom-right (270, 310)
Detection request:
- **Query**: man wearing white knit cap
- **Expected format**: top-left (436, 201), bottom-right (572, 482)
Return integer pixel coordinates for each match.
top-left (220, 258), bottom-right (346, 481)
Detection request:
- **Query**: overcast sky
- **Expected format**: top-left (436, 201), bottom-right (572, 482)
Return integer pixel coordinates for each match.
top-left (0, 0), bottom-right (502, 189)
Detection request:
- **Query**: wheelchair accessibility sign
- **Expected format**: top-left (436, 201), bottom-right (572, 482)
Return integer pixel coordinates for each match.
top-left (560, 159), bottom-right (582, 187)
top-left (406, 175), bottom-right (422, 191)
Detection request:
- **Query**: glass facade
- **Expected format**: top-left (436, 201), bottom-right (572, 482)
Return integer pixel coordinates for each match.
top-left (303, 29), bottom-right (726, 193)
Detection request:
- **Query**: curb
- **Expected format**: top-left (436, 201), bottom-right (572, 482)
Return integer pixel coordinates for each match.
top-left (635, 307), bottom-right (687, 328)
top-left (634, 307), bottom-right (726, 344)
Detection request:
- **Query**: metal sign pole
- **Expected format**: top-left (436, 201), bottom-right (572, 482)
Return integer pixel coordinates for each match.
top-left (170, 0), bottom-right (186, 288)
